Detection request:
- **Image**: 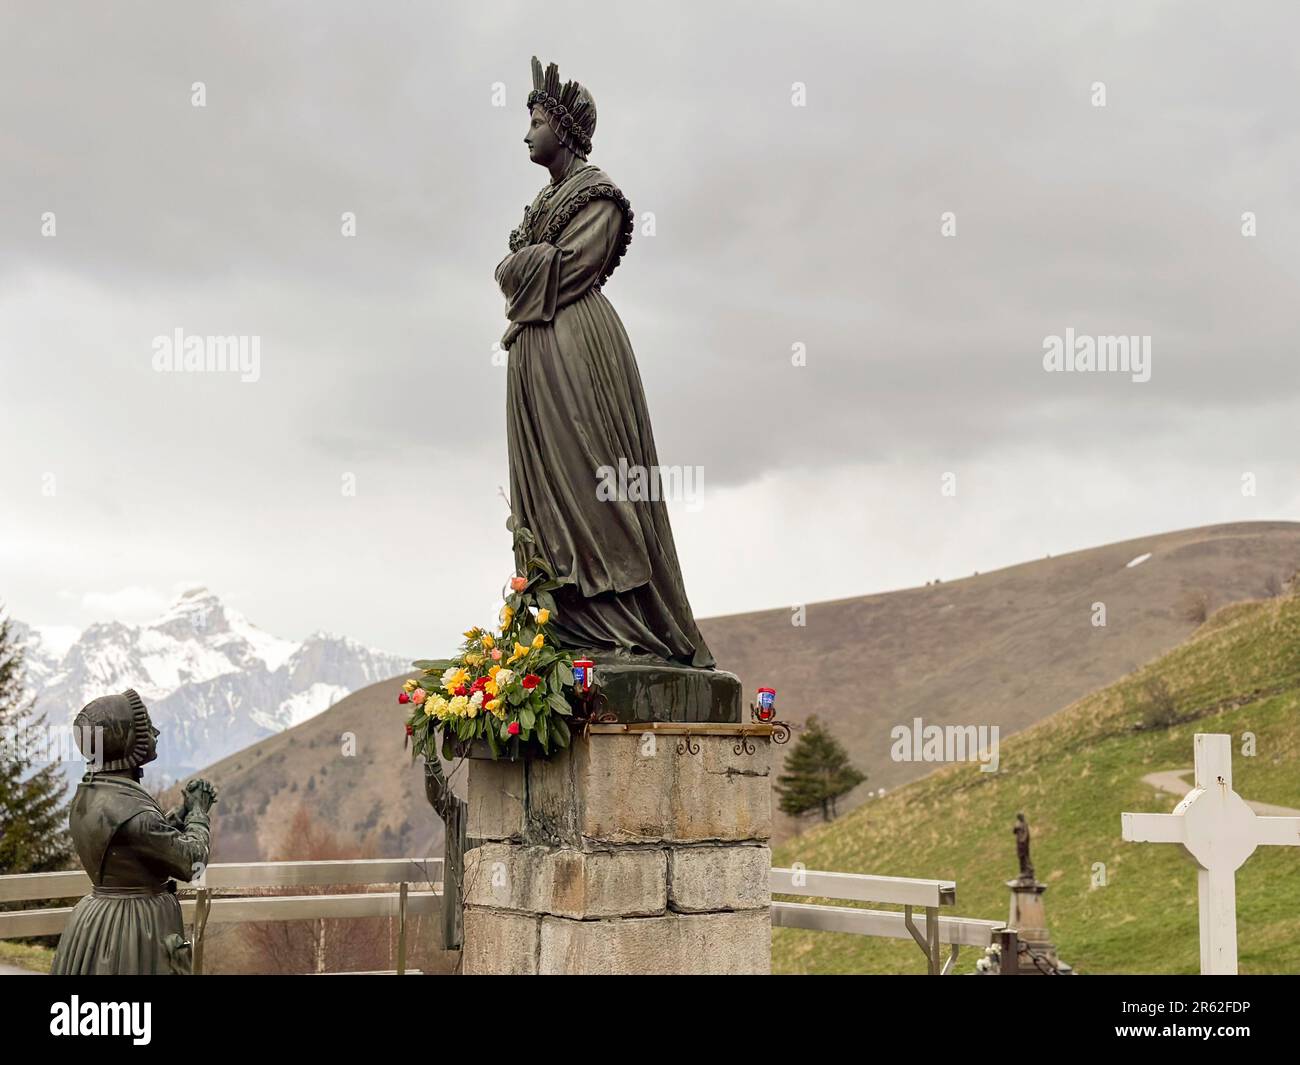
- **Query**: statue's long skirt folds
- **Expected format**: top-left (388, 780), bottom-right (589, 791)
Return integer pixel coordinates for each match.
top-left (50, 891), bottom-right (188, 974)
top-left (507, 288), bottom-right (714, 667)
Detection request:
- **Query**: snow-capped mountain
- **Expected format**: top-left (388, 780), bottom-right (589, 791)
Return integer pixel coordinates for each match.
top-left (18, 588), bottom-right (410, 789)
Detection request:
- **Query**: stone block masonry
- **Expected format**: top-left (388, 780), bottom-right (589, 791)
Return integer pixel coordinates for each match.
top-left (462, 729), bottom-right (772, 974)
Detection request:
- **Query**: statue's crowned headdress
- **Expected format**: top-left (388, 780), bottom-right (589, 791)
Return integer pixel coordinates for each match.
top-left (527, 56), bottom-right (597, 160)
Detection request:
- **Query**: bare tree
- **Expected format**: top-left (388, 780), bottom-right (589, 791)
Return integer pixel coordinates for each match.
top-left (1178, 589), bottom-right (1210, 625)
top-left (238, 807), bottom-right (389, 974)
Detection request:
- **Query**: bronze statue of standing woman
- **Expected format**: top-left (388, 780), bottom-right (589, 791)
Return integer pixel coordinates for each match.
top-left (497, 57), bottom-right (714, 670)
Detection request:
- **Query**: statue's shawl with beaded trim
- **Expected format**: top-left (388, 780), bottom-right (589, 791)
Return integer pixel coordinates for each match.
top-left (510, 165), bottom-right (634, 290)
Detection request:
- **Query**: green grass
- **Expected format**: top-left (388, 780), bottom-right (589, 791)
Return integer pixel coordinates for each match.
top-left (0, 939), bottom-right (54, 973)
top-left (772, 593), bottom-right (1300, 974)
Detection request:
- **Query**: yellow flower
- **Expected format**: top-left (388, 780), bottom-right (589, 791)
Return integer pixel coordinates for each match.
top-left (531, 633), bottom-right (545, 650)
top-left (486, 698), bottom-right (501, 712)
top-left (508, 642), bottom-right (528, 664)
top-left (464, 653), bottom-right (484, 667)
top-left (448, 695), bottom-right (470, 718)
top-left (484, 679), bottom-right (499, 697)
top-left (464, 627), bottom-right (480, 639)
top-left (536, 608), bottom-right (550, 625)
top-left (403, 679), bottom-right (417, 693)
top-left (442, 667), bottom-right (469, 694)
top-left (482, 634), bottom-right (494, 649)
top-left (500, 605), bottom-right (515, 629)
top-left (488, 664), bottom-right (501, 678)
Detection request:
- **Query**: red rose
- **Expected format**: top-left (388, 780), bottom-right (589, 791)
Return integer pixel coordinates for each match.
top-left (398, 692), bottom-right (410, 704)
top-left (404, 724), bottom-right (414, 736)
top-left (454, 685), bottom-right (468, 697)
top-left (508, 721), bottom-right (520, 736)
top-left (522, 674), bottom-right (541, 690)
top-left (470, 676), bottom-right (488, 693)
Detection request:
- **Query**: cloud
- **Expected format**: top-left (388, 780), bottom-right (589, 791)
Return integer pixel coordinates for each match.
top-left (1, 1), bottom-right (1297, 651)
top-left (81, 586), bottom-right (170, 621)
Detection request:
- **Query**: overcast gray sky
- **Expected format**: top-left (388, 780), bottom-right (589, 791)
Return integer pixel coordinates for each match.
top-left (2, 1), bottom-right (1297, 655)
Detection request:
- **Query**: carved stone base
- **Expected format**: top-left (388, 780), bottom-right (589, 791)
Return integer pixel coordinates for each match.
top-left (572, 658), bottom-right (743, 723)
top-left (1006, 879), bottom-right (1073, 974)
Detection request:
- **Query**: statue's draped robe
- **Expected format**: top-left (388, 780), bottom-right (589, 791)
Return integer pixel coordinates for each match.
top-left (497, 164), bottom-right (714, 667)
top-left (51, 774), bottom-right (211, 975)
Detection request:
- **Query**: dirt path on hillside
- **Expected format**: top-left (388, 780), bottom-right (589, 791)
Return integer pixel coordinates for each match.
top-left (1141, 769), bottom-right (1300, 816)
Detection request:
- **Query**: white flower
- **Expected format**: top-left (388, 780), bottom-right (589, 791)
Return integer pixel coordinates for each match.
top-left (495, 668), bottom-right (515, 688)
top-left (470, 690), bottom-right (484, 709)
top-left (441, 666), bottom-right (460, 689)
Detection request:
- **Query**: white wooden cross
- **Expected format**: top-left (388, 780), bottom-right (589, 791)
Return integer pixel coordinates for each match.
top-left (1122, 733), bottom-right (1300, 973)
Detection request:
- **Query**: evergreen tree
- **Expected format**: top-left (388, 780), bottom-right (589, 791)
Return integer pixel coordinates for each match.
top-left (775, 714), bottom-right (866, 822)
top-left (0, 605), bottom-right (73, 876)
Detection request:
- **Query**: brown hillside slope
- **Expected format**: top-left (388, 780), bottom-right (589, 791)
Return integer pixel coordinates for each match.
top-left (197, 521), bottom-right (1299, 858)
top-left (696, 520), bottom-right (1300, 840)
top-left (195, 674), bottom-right (441, 863)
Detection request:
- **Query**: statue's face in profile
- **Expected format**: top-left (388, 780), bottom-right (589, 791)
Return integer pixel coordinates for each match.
top-left (143, 716), bottom-right (159, 763)
top-left (525, 105), bottom-right (562, 167)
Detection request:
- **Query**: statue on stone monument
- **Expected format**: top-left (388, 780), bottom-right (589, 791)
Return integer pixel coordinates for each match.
top-left (496, 56), bottom-right (715, 669)
top-left (51, 688), bottom-right (217, 974)
top-left (1013, 811), bottom-right (1034, 882)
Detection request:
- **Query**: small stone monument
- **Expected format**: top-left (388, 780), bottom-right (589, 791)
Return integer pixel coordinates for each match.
top-left (1003, 812), bottom-right (1072, 974)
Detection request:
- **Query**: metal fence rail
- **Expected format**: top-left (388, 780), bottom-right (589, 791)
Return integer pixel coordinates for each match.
top-left (769, 866), bottom-right (1014, 975)
top-left (0, 857), bottom-right (445, 974)
top-left (3, 857), bottom-right (1013, 975)
top-left (0, 857), bottom-right (443, 904)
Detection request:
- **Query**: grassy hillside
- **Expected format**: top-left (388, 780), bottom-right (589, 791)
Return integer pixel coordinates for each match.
top-left (772, 591), bottom-right (1300, 974)
top-left (702, 521), bottom-right (1300, 841)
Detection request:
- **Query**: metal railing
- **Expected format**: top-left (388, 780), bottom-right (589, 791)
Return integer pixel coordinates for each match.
top-left (770, 867), bottom-right (1015, 974)
top-left (4, 858), bottom-right (1013, 975)
top-left (0, 857), bottom-right (443, 974)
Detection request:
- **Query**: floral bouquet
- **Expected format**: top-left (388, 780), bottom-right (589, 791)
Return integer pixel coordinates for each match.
top-left (401, 523), bottom-right (576, 760)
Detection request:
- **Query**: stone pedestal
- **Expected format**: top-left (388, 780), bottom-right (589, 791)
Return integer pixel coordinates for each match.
top-left (1006, 879), bottom-right (1072, 974)
top-left (462, 727), bottom-right (772, 974)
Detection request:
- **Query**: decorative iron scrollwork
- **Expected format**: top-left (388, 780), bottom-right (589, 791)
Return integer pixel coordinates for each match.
top-left (750, 702), bottom-right (792, 744)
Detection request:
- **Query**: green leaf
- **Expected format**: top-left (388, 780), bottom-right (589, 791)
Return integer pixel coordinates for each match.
top-left (413, 659), bottom-right (456, 672)
top-left (547, 691), bottom-right (573, 717)
top-left (551, 717), bottom-right (570, 748)
top-left (485, 723), bottom-right (500, 758)
top-left (536, 715), bottom-right (550, 753)
top-left (526, 556), bottom-right (553, 578)
top-left (536, 590), bottom-right (558, 615)
top-left (520, 706), bottom-right (536, 730)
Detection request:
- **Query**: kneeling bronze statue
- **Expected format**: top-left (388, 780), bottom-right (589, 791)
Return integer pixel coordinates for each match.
top-left (51, 688), bottom-right (217, 975)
